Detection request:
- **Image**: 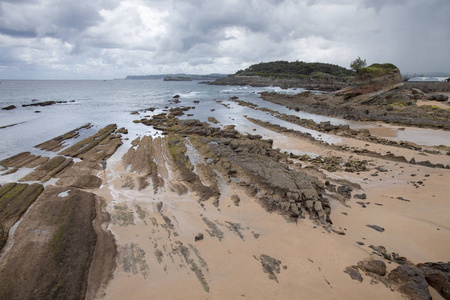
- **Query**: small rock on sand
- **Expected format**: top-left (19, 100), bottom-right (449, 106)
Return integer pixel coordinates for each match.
top-left (366, 225), bottom-right (385, 232)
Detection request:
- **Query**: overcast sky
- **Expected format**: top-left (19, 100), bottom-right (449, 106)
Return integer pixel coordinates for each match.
top-left (0, 0), bottom-right (448, 79)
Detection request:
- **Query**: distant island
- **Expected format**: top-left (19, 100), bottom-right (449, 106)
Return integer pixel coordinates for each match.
top-left (125, 73), bottom-right (228, 81)
top-left (163, 76), bottom-right (192, 81)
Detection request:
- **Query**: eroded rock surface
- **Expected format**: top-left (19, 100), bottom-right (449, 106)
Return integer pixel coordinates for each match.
top-left (137, 113), bottom-right (329, 223)
top-left (259, 68), bottom-right (450, 129)
top-left (0, 186), bottom-right (116, 300)
top-left (0, 125), bottom-right (122, 300)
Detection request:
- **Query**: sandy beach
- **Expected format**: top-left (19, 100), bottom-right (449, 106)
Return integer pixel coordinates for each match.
top-left (96, 122), bottom-right (448, 299)
top-left (0, 95), bottom-right (449, 300)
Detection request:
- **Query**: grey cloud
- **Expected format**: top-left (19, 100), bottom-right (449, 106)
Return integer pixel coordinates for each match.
top-left (156, 0), bottom-right (306, 55)
top-left (0, 0), bottom-right (36, 3)
top-left (52, 2), bottom-right (104, 31)
top-left (0, 0), bottom-right (119, 40)
top-left (0, 0), bottom-right (449, 79)
top-left (362, 0), bottom-right (407, 12)
top-left (0, 27), bottom-right (36, 38)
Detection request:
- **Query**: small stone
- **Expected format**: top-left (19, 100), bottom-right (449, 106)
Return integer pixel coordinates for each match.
top-left (354, 193), bottom-right (367, 200)
top-left (356, 201), bottom-right (367, 208)
top-left (396, 196), bottom-right (411, 202)
top-left (344, 266), bottom-right (363, 282)
top-left (332, 228), bottom-right (346, 235)
top-left (376, 166), bottom-right (388, 172)
top-left (314, 201), bottom-right (323, 212)
top-left (366, 225), bottom-right (385, 232)
top-left (231, 195), bottom-right (240, 206)
top-left (195, 233), bottom-right (204, 242)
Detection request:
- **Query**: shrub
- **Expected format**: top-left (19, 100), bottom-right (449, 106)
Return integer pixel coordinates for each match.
top-left (356, 63), bottom-right (398, 77)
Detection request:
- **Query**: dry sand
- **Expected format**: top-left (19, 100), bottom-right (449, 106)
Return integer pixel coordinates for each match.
top-left (94, 123), bottom-right (450, 300)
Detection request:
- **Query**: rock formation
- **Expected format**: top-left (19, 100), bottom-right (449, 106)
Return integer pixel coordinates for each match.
top-left (0, 124), bottom-right (123, 299)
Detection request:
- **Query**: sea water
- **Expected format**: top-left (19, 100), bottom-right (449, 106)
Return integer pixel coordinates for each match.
top-left (0, 79), bottom-right (343, 160)
top-left (1, 79), bottom-right (449, 161)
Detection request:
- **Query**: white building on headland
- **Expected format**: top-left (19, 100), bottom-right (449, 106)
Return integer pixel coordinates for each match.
top-left (408, 77), bottom-right (449, 82)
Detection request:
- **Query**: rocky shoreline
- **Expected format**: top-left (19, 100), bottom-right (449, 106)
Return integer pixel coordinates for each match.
top-left (257, 69), bottom-right (450, 130)
top-left (205, 67), bottom-right (450, 130)
top-left (0, 85), bottom-right (449, 299)
top-left (202, 75), bottom-right (351, 91)
top-left (0, 124), bottom-right (121, 299)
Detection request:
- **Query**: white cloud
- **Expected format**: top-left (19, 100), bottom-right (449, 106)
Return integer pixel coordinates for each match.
top-left (0, 0), bottom-right (449, 79)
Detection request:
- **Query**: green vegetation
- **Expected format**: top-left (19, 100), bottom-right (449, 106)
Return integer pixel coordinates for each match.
top-left (60, 124), bottom-right (116, 157)
top-left (0, 224), bottom-right (6, 252)
top-left (390, 102), bottom-right (407, 107)
top-left (350, 57), bottom-right (367, 71)
top-left (0, 183), bottom-right (27, 210)
top-left (0, 183), bottom-right (18, 199)
top-left (235, 60), bottom-right (354, 79)
top-left (166, 134), bottom-right (194, 173)
top-left (51, 221), bottom-right (70, 264)
top-left (421, 105), bottom-right (445, 111)
top-left (356, 63), bottom-right (398, 77)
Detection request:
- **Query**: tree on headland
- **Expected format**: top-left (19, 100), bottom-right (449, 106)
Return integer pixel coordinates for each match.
top-left (350, 57), bottom-right (367, 71)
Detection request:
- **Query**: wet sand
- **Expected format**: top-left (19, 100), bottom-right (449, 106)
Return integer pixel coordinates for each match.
top-left (94, 119), bottom-right (450, 300)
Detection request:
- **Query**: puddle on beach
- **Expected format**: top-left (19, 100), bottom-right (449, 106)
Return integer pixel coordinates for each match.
top-left (362, 124), bottom-right (450, 147)
top-left (366, 126), bottom-right (398, 138)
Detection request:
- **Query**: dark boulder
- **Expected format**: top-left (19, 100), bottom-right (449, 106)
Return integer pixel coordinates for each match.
top-left (2, 105), bottom-right (16, 110)
top-left (358, 260), bottom-right (387, 276)
top-left (426, 94), bottom-right (448, 101)
top-left (194, 233), bottom-right (204, 241)
top-left (231, 195), bottom-right (240, 206)
top-left (388, 265), bottom-right (431, 300)
top-left (337, 185), bottom-right (353, 197)
top-left (344, 266), bottom-right (363, 282)
top-left (417, 262), bottom-right (450, 300)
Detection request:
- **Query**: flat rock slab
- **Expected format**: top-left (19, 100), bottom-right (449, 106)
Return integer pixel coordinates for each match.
top-left (366, 224), bottom-right (385, 232)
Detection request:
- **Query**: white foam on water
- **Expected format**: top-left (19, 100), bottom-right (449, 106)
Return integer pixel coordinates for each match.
top-left (58, 190), bottom-right (71, 198)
